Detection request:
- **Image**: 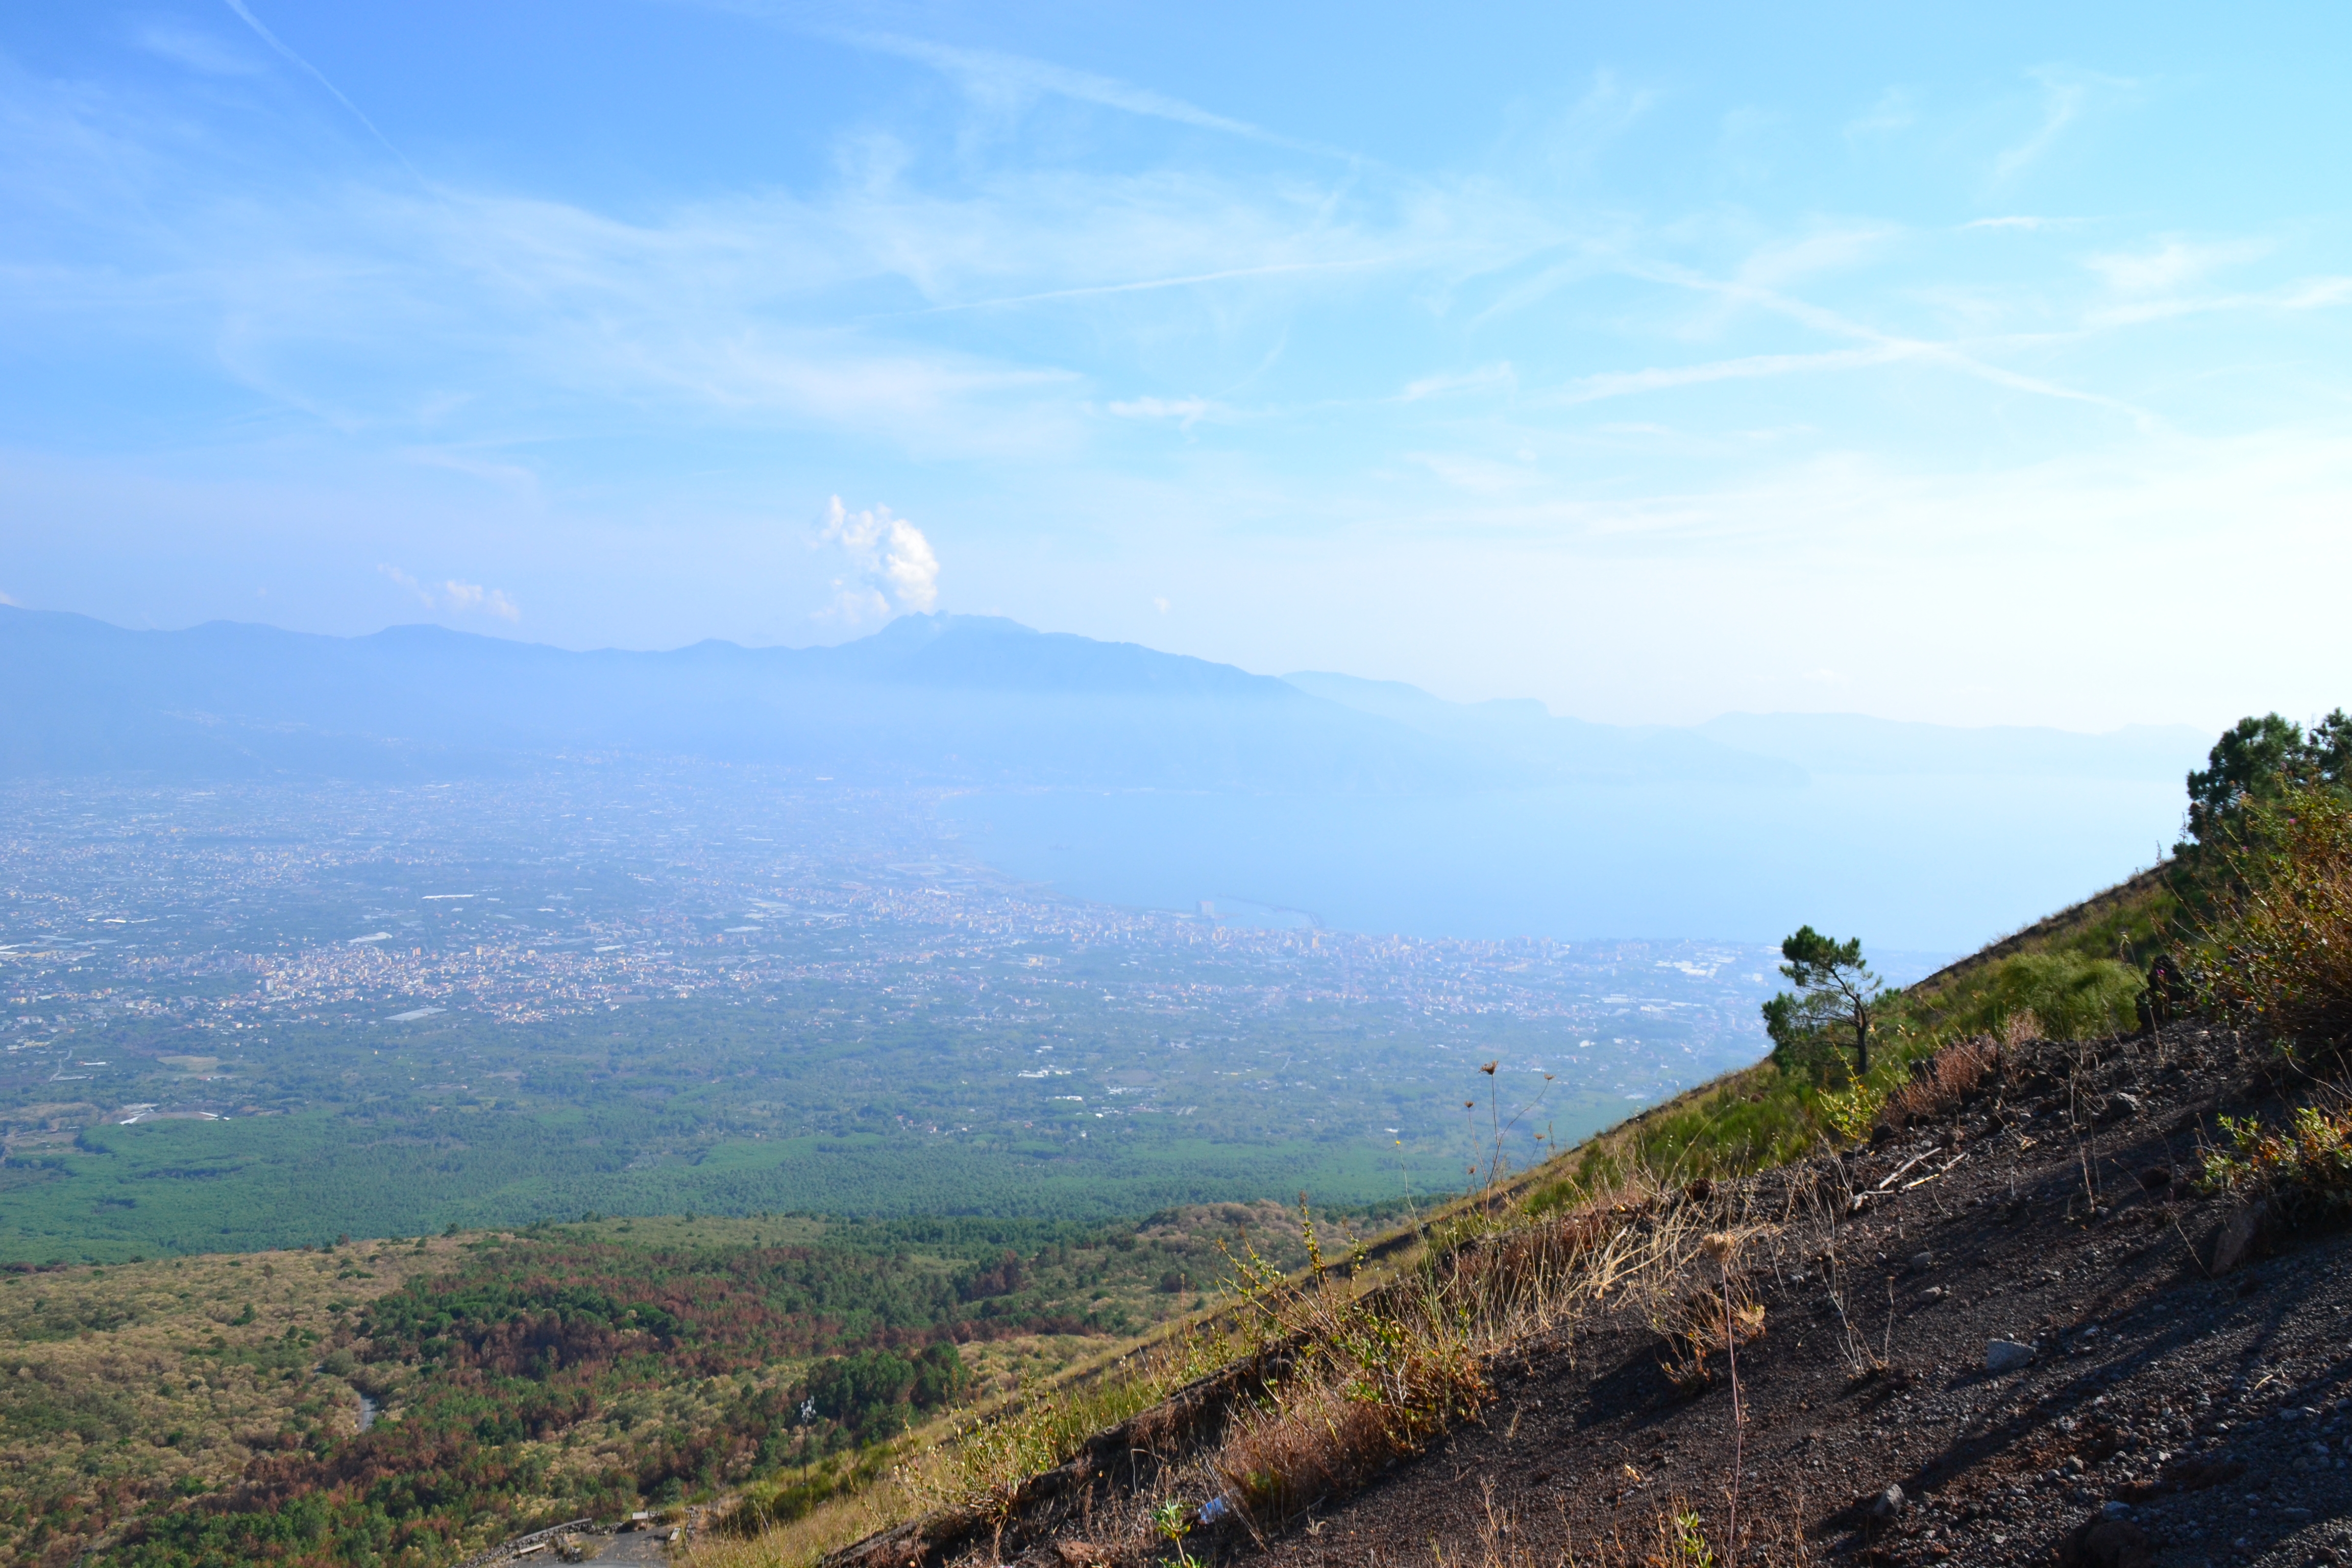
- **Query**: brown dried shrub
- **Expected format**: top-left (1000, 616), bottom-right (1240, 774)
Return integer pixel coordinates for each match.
top-left (1886, 1035), bottom-right (2000, 1127)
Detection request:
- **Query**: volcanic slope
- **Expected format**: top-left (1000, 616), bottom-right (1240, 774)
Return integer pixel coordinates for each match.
top-left (799, 1019), bottom-right (2352, 1568)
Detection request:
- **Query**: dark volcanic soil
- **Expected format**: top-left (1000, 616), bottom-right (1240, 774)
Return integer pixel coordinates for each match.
top-left (1246, 1024), bottom-right (2352, 1568)
top-left (933, 1022), bottom-right (2352, 1568)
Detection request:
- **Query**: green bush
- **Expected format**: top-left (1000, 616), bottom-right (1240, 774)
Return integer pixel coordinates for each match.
top-left (2196, 786), bottom-right (2352, 1050)
top-left (800, 1343), bottom-right (970, 1447)
top-left (1963, 951), bottom-right (2146, 1040)
top-left (1902, 948), bottom-right (2144, 1044)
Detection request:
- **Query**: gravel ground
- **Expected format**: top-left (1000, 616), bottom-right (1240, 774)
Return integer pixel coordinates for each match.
top-left (1239, 1023), bottom-right (2352, 1568)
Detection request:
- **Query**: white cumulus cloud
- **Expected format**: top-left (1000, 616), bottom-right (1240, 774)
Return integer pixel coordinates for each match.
top-left (817, 496), bottom-right (940, 622)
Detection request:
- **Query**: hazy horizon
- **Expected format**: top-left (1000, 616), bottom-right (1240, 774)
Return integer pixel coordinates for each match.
top-left (3, 601), bottom-right (2241, 742)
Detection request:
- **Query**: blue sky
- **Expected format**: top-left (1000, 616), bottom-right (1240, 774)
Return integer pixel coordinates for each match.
top-left (3, 2), bottom-right (2348, 729)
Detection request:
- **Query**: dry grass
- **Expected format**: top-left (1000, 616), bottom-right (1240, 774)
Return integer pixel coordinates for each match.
top-left (1652, 1229), bottom-right (1768, 1394)
top-left (704, 1148), bottom-right (1841, 1568)
top-left (1210, 1255), bottom-right (1484, 1523)
top-left (1110, 1179), bottom-right (1803, 1547)
top-left (688, 1471), bottom-right (921, 1568)
top-left (1452, 1484), bottom-right (1817, 1568)
top-left (1884, 1035), bottom-right (2000, 1128)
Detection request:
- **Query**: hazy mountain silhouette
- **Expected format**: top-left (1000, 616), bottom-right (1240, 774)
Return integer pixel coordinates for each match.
top-left (1, 606), bottom-right (2207, 791)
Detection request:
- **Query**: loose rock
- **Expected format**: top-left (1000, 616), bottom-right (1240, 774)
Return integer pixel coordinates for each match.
top-left (2209, 1202), bottom-right (2268, 1274)
top-left (1987, 1338), bottom-right (2037, 1372)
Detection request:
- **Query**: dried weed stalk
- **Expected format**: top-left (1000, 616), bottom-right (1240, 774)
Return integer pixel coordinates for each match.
top-left (1453, 1487), bottom-right (1814, 1568)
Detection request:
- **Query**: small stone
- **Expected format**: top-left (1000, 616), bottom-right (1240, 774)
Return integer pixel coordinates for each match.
top-left (1869, 1484), bottom-right (1906, 1520)
top-left (2210, 1202), bottom-right (2268, 1274)
top-left (1988, 1339), bottom-right (2037, 1372)
top-left (2101, 1501), bottom-right (2133, 1519)
top-left (1909, 1251), bottom-right (1934, 1272)
top-left (2140, 1165), bottom-right (2174, 1190)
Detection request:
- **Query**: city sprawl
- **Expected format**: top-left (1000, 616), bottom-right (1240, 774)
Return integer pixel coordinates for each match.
top-left (1, 774), bottom-right (1793, 1262)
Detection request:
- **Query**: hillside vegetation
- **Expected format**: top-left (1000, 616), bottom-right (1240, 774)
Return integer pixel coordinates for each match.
top-left (0, 1204), bottom-right (1361, 1568)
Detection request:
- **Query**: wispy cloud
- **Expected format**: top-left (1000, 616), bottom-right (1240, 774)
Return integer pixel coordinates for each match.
top-left (834, 30), bottom-right (1276, 145)
top-left (2084, 272), bottom-right (2352, 328)
top-left (874, 256), bottom-right (1400, 318)
top-left (1844, 88), bottom-right (1916, 140)
top-left (1734, 227), bottom-right (1901, 289)
top-left (1548, 345), bottom-right (1907, 404)
top-left (697, 2), bottom-right (1348, 158)
top-left (375, 564), bottom-right (433, 608)
top-left (1536, 70), bottom-right (1658, 175)
top-left (220, 0), bottom-right (418, 177)
top-left (441, 580), bottom-right (521, 621)
top-left (1991, 71), bottom-right (2084, 183)
top-left (1400, 363), bottom-right (1517, 402)
top-left (133, 22), bottom-right (263, 76)
top-left (376, 565), bottom-right (520, 621)
top-left (2087, 237), bottom-right (2270, 295)
top-left (1107, 395), bottom-right (1215, 429)
top-left (1606, 257), bottom-right (2152, 423)
top-left (1991, 67), bottom-right (2134, 186)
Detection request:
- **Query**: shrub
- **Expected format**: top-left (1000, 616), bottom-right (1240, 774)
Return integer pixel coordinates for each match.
top-left (1928, 951), bottom-right (2144, 1042)
top-left (2200, 1104), bottom-right (2352, 1222)
top-left (2196, 787), bottom-right (2352, 1050)
top-left (801, 1344), bottom-right (970, 1448)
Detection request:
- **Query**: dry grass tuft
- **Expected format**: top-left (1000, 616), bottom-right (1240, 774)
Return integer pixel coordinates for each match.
top-left (1206, 1226), bottom-right (1487, 1525)
top-left (1453, 1484), bottom-right (1815, 1568)
top-left (1885, 1036), bottom-right (1999, 1127)
top-left (1205, 1186), bottom-right (1790, 1533)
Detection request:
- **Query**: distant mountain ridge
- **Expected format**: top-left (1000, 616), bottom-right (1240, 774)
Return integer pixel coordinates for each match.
top-left (0, 606), bottom-right (2209, 790)
top-left (1286, 670), bottom-right (2207, 783)
top-left (0, 607), bottom-right (1435, 787)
